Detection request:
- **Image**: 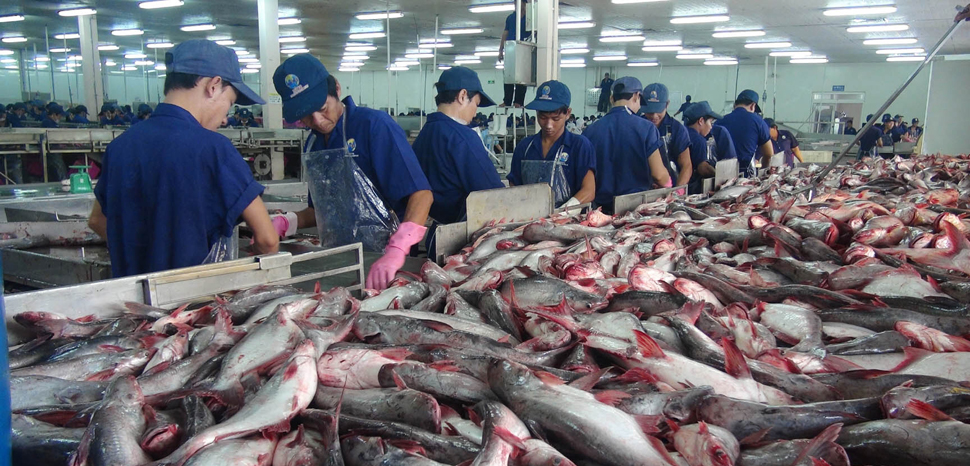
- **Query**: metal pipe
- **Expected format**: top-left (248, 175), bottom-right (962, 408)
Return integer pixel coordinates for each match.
top-left (45, 26), bottom-right (56, 100)
top-left (772, 56), bottom-right (777, 120)
top-left (386, 1), bottom-right (392, 115)
top-left (809, 10), bottom-right (966, 187)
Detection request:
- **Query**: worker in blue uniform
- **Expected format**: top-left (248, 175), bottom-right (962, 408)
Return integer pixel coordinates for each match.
top-left (226, 107), bottom-right (240, 127)
top-left (641, 83), bottom-right (692, 192)
top-left (130, 103), bottom-right (152, 125)
top-left (708, 125), bottom-right (737, 162)
top-left (3, 103), bottom-right (26, 183)
top-left (29, 100), bottom-right (45, 121)
top-left (100, 104), bottom-right (125, 126)
top-left (507, 80), bottom-right (596, 208)
top-left (270, 53), bottom-right (433, 290)
top-left (497, 0), bottom-right (530, 108)
top-left (6, 103), bottom-right (26, 128)
top-left (683, 102), bottom-right (721, 195)
top-left (87, 39), bottom-right (279, 277)
top-left (715, 89), bottom-right (773, 177)
top-left (909, 118), bottom-right (923, 140)
top-left (765, 118), bottom-right (804, 168)
top-left (582, 76), bottom-right (670, 214)
top-left (40, 103), bottom-right (64, 128)
top-left (890, 114), bottom-right (908, 143)
top-left (673, 95), bottom-right (692, 118)
top-left (413, 66), bottom-right (504, 250)
top-left (857, 114), bottom-right (884, 159)
top-left (236, 108), bottom-right (259, 127)
top-left (843, 119), bottom-right (857, 136)
top-left (71, 105), bottom-right (90, 124)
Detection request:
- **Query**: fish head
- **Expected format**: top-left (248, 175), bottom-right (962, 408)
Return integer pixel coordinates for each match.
top-left (106, 375), bottom-right (145, 406)
top-left (352, 314), bottom-right (384, 341)
top-left (674, 422), bottom-right (740, 466)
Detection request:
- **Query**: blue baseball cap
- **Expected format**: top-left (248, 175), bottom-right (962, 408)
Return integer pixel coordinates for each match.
top-left (13, 102), bottom-right (26, 111)
top-left (274, 54), bottom-right (333, 123)
top-left (866, 113), bottom-right (874, 122)
top-left (882, 113), bottom-right (892, 123)
top-left (137, 103), bottom-right (152, 114)
top-left (47, 103), bottom-right (64, 115)
top-left (641, 83), bottom-right (669, 114)
top-left (435, 66), bottom-right (495, 107)
top-left (166, 39), bottom-right (265, 106)
top-left (239, 108), bottom-right (253, 118)
top-left (31, 99), bottom-right (43, 107)
top-left (737, 89), bottom-right (760, 104)
top-left (612, 76), bottom-right (643, 97)
top-left (683, 101), bottom-right (722, 125)
top-left (73, 105), bottom-right (88, 114)
top-left (526, 80), bottom-right (570, 112)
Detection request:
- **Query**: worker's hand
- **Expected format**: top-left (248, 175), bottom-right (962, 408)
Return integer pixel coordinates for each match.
top-left (498, 50), bottom-right (505, 62)
top-left (270, 212), bottom-right (299, 238)
top-left (957, 5), bottom-right (970, 22)
top-left (563, 197), bottom-right (581, 208)
top-left (366, 222), bottom-right (428, 290)
top-left (675, 187), bottom-right (686, 196)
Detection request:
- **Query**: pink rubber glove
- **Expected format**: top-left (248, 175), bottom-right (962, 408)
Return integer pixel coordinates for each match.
top-left (676, 187), bottom-right (686, 196)
top-left (271, 212), bottom-right (299, 238)
top-left (367, 222), bottom-right (428, 290)
top-left (661, 177), bottom-right (673, 188)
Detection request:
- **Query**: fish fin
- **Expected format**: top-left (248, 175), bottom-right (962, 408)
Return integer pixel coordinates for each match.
top-left (810, 458), bottom-right (833, 466)
top-left (538, 295), bottom-right (575, 316)
top-left (387, 439), bottom-right (428, 456)
top-left (497, 335), bottom-right (511, 344)
top-left (493, 426), bottom-right (529, 451)
top-left (68, 422), bottom-right (93, 466)
top-left (514, 266), bottom-right (538, 278)
top-left (739, 428), bottom-right (772, 446)
top-left (633, 414), bottom-right (663, 435)
top-left (615, 367), bottom-right (661, 384)
top-left (535, 371), bottom-right (566, 386)
top-left (634, 330), bottom-right (666, 358)
top-left (421, 320), bottom-right (455, 333)
top-left (593, 390), bottom-right (632, 406)
top-left (75, 314), bottom-right (98, 323)
top-left (889, 347), bottom-right (935, 372)
top-left (569, 367), bottom-right (611, 391)
top-left (790, 422), bottom-right (843, 466)
top-left (142, 360), bottom-right (173, 377)
top-left (524, 308), bottom-right (579, 332)
top-left (817, 354), bottom-right (864, 373)
top-left (468, 406), bottom-right (483, 427)
top-left (428, 360), bottom-right (462, 372)
top-left (390, 296), bottom-right (404, 310)
top-left (665, 419), bottom-right (681, 433)
top-left (905, 399), bottom-right (954, 421)
top-left (677, 301), bottom-right (703, 325)
top-left (97, 344), bottom-right (128, 353)
top-left (721, 337), bottom-right (752, 379)
top-left (644, 431), bottom-right (682, 466)
top-left (86, 369), bottom-right (119, 382)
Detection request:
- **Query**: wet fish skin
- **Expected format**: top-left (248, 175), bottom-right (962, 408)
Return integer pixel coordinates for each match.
top-left (825, 331), bottom-right (911, 356)
top-left (837, 419), bottom-right (970, 466)
top-left (10, 375), bottom-right (107, 412)
top-left (11, 349), bottom-right (150, 381)
top-left (12, 413), bottom-right (85, 466)
top-left (182, 436), bottom-right (278, 466)
top-left (477, 290), bottom-right (525, 343)
top-left (72, 376), bottom-right (152, 466)
top-left (606, 290), bottom-right (688, 315)
top-left (221, 284), bottom-right (301, 323)
top-left (314, 385), bottom-right (441, 433)
top-left (881, 384), bottom-right (970, 419)
top-left (179, 396), bottom-right (215, 440)
top-left (378, 362), bottom-right (499, 405)
top-left (613, 386), bottom-right (714, 422)
top-left (815, 306), bottom-right (970, 335)
top-left (500, 276), bottom-right (610, 312)
top-left (8, 336), bottom-right (74, 369)
top-left (810, 372), bottom-right (959, 400)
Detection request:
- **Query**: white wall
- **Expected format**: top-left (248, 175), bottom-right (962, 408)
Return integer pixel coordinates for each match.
top-left (922, 58), bottom-right (970, 155)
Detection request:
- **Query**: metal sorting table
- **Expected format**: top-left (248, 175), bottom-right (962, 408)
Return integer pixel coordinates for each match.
top-left (0, 127), bottom-right (307, 182)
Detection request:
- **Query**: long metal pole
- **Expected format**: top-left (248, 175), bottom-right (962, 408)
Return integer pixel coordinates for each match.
top-left (45, 26), bottom-right (56, 100)
top-left (809, 11), bottom-right (965, 187)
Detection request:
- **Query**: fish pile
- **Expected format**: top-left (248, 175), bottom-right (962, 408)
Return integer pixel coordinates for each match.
top-left (9, 153), bottom-right (970, 466)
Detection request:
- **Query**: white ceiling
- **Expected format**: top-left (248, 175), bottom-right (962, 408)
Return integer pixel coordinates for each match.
top-left (1, 0), bottom-right (969, 73)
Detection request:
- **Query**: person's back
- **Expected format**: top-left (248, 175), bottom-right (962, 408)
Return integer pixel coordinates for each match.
top-left (583, 106), bottom-right (661, 207)
top-left (716, 109), bottom-right (767, 163)
top-left (708, 125), bottom-right (737, 161)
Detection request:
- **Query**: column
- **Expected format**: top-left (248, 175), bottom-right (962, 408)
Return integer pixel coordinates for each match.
top-left (257, 0), bottom-right (282, 130)
top-left (535, 0), bottom-right (559, 82)
top-left (77, 14), bottom-right (103, 112)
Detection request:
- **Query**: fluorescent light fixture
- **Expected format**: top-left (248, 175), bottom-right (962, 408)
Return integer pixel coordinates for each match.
top-left (612, 0), bottom-right (668, 3)
top-left (676, 53), bottom-right (715, 59)
top-left (847, 24), bottom-right (909, 33)
top-left (125, 52), bottom-right (148, 59)
top-left (277, 17), bottom-right (302, 25)
top-left (0, 58), bottom-right (15, 63)
top-left (418, 43), bottom-right (454, 49)
top-left (121, 65), bottom-right (137, 71)
top-left (238, 57), bottom-right (259, 63)
top-left (455, 55), bottom-right (479, 61)
top-left (67, 55), bottom-right (83, 61)
top-left (876, 47), bottom-right (925, 54)
top-left (155, 64), bottom-right (166, 70)
top-left (713, 30), bottom-right (765, 38)
top-left (560, 63), bottom-right (586, 68)
top-left (705, 59), bottom-right (739, 65)
top-left (628, 61), bottom-right (659, 67)
top-left (133, 60), bottom-right (154, 66)
top-left (245, 63), bottom-right (261, 69)
top-left (769, 50), bottom-right (813, 57)
top-left (496, 63), bottom-right (504, 69)
top-left (395, 59), bottom-right (420, 66)
top-left (671, 15), bottom-right (730, 24)
top-left (235, 50), bottom-right (252, 57)
top-left (98, 44), bottom-right (119, 51)
top-left (438, 65), bottom-right (452, 70)
top-left (745, 41), bottom-right (792, 49)
top-left (215, 39), bottom-right (236, 45)
top-left (112, 29), bottom-right (144, 36)
top-left (886, 55), bottom-right (926, 62)
top-left (0, 49), bottom-right (16, 55)
top-left (345, 45), bottom-right (377, 52)
top-left (558, 21), bottom-right (595, 29)
top-left (282, 48), bottom-right (309, 54)
top-left (241, 68), bottom-right (259, 74)
top-left (139, 0), bottom-right (184, 9)
top-left (419, 38), bottom-right (451, 44)
top-left (279, 36), bottom-right (307, 43)
top-left (864, 37), bottom-right (918, 45)
top-left (58, 8), bottom-right (96, 17)
top-left (790, 58), bottom-right (829, 64)
top-left (387, 65), bottom-right (409, 71)
top-left (349, 32), bottom-right (386, 39)
top-left (338, 67), bottom-right (361, 72)
top-left (441, 28), bottom-right (485, 35)
top-left (181, 24), bottom-right (216, 32)
top-left (54, 33), bottom-right (81, 40)
top-left (642, 45), bottom-right (683, 52)
top-left (50, 47), bottom-right (71, 53)
top-left (455, 59), bottom-right (482, 64)
top-left (0, 15), bottom-right (25, 23)
top-left (600, 34), bottom-right (646, 43)
top-left (560, 58), bottom-right (585, 64)
top-left (643, 39), bottom-right (682, 46)
top-left (345, 51), bottom-right (369, 57)
top-left (146, 42), bottom-right (174, 49)
top-left (35, 56), bottom-right (50, 61)
top-left (475, 50), bottom-right (500, 57)
top-left (593, 55), bottom-right (628, 61)
top-left (355, 11), bottom-right (404, 20)
top-left (560, 47), bottom-right (590, 54)
top-left (469, 3), bottom-right (515, 13)
top-left (2, 37), bottom-right (27, 43)
top-left (406, 52), bottom-right (434, 59)
top-left (104, 60), bottom-right (116, 66)
top-left (824, 5), bottom-right (897, 16)
top-left (341, 60), bottom-right (364, 66)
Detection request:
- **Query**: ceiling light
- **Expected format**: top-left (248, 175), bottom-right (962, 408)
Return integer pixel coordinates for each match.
top-left (215, 39), bottom-right (236, 46)
top-left (455, 59), bottom-right (482, 64)
top-left (599, 35), bottom-right (646, 43)
top-left (612, 0), bottom-right (668, 3)
top-left (886, 55), bottom-right (926, 62)
top-left (67, 55), bottom-right (83, 61)
top-left (676, 53), bottom-right (715, 59)
top-left (241, 68), bottom-right (259, 74)
top-left (349, 32), bottom-right (386, 39)
top-left (278, 17), bottom-right (302, 25)
top-left (593, 55), bottom-right (628, 61)
top-left (54, 33), bottom-right (81, 40)
top-left (561, 58), bottom-right (585, 64)
top-left (404, 53), bottom-right (432, 59)
top-left (875, 47), bottom-right (925, 55)
top-left (238, 57), bottom-right (259, 63)
top-left (345, 45), bottom-right (377, 52)
top-left (58, 8), bottom-right (97, 17)
top-left (0, 49), bottom-right (15, 56)
top-left (355, 11), bottom-right (404, 20)
top-left (245, 63), bottom-right (261, 68)
top-left (560, 47), bottom-right (590, 54)
top-left (112, 29), bottom-right (144, 36)
top-left (146, 42), bottom-right (174, 49)
top-left (823, 5), bottom-right (897, 16)
top-left (98, 44), bottom-right (119, 51)
top-left (133, 60), bottom-right (154, 66)
top-left (475, 50), bottom-right (500, 57)
top-left (705, 59), bottom-right (739, 65)
top-left (344, 51), bottom-right (369, 57)
top-left (642, 46), bottom-right (683, 52)
top-left (279, 36), bottom-right (307, 43)
top-left (438, 65), bottom-right (452, 70)
top-left (387, 65), bottom-right (409, 71)
top-left (671, 15), bottom-right (730, 24)
top-left (181, 24), bottom-right (216, 32)
top-left (35, 56), bottom-right (50, 61)
top-left (121, 65), bottom-right (137, 71)
top-left (341, 60), bottom-right (364, 66)
top-left (139, 0), bottom-right (184, 9)
top-left (125, 52), bottom-right (147, 59)
top-left (49, 47), bottom-right (71, 53)
top-left (745, 41), bottom-right (792, 49)
top-left (713, 30), bottom-right (765, 38)
top-left (495, 63), bottom-right (504, 69)
top-left (282, 48), bottom-right (309, 54)
top-left (643, 39), bottom-right (682, 46)
top-left (847, 23), bottom-right (908, 33)
top-left (104, 60), bottom-right (116, 66)
top-left (2, 37), bottom-right (27, 43)
top-left (561, 63), bottom-right (586, 68)
top-left (0, 15), bottom-right (25, 23)
top-left (235, 51), bottom-right (252, 57)
top-left (419, 38), bottom-right (451, 44)
top-left (155, 64), bottom-right (166, 70)
top-left (790, 58), bottom-right (830, 64)
top-left (338, 66), bottom-right (361, 72)
top-left (628, 61), bottom-right (659, 67)
top-left (418, 43), bottom-right (454, 49)
top-left (864, 38), bottom-right (918, 45)
top-left (441, 28), bottom-right (485, 35)
top-left (469, 3), bottom-right (515, 13)
top-left (769, 50), bottom-right (813, 57)
top-left (0, 58), bottom-right (15, 64)
top-left (395, 59), bottom-right (420, 66)
top-left (558, 21), bottom-right (595, 29)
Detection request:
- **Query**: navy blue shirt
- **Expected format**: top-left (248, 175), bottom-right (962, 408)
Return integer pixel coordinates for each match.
top-left (507, 130), bottom-right (596, 199)
top-left (715, 107), bottom-right (770, 172)
top-left (41, 118), bottom-right (58, 128)
top-left (413, 112), bottom-right (504, 224)
top-left (599, 78), bottom-right (614, 94)
top-left (770, 129), bottom-right (799, 167)
top-left (7, 112), bottom-right (24, 128)
top-left (708, 125), bottom-right (737, 161)
top-left (73, 115), bottom-right (90, 124)
top-left (844, 127), bottom-right (857, 136)
top-left (305, 96), bottom-right (431, 220)
top-left (226, 117), bottom-right (239, 127)
top-left (657, 113), bottom-right (691, 173)
top-left (101, 115), bottom-right (126, 126)
top-left (676, 101), bottom-right (692, 115)
top-left (94, 103), bottom-right (263, 277)
top-left (686, 126), bottom-right (716, 194)
top-left (582, 106), bottom-right (664, 209)
top-left (504, 12), bottom-right (530, 41)
top-left (891, 125), bottom-right (907, 143)
top-left (859, 126), bottom-right (883, 152)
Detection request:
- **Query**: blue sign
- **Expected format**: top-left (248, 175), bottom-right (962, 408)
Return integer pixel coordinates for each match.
top-left (832, 85), bottom-right (846, 92)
